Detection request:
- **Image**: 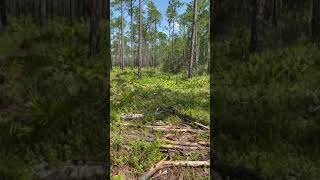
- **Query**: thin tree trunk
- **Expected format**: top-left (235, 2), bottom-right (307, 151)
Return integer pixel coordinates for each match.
top-left (138, 0), bottom-right (142, 78)
top-left (172, 18), bottom-right (174, 60)
top-left (188, 0), bottom-right (197, 78)
top-left (89, 0), bottom-right (101, 57)
top-left (168, 21), bottom-right (171, 61)
top-left (194, 23), bottom-right (199, 72)
top-left (120, 0), bottom-right (124, 69)
top-left (249, 0), bottom-right (266, 52)
top-left (154, 22), bottom-right (157, 67)
top-left (130, 0), bottom-right (134, 67)
top-left (207, 18), bottom-right (210, 73)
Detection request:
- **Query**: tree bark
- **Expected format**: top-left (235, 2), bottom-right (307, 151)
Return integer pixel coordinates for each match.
top-left (249, 0), bottom-right (266, 53)
top-left (120, 0), bottom-right (125, 69)
top-left (154, 22), bottom-right (157, 67)
top-left (312, 0), bottom-right (320, 42)
top-left (130, 0), bottom-right (134, 67)
top-left (138, 0), bottom-right (142, 78)
top-left (89, 0), bottom-right (101, 57)
top-left (195, 22), bottom-right (199, 71)
top-left (188, 0), bottom-right (197, 78)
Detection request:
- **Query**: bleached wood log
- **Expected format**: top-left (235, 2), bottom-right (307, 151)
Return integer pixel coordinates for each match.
top-left (193, 121), bottom-right (210, 130)
top-left (160, 144), bottom-right (209, 151)
top-left (161, 139), bottom-right (209, 148)
top-left (162, 160), bottom-right (210, 167)
top-left (121, 114), bottom-right (144, 120)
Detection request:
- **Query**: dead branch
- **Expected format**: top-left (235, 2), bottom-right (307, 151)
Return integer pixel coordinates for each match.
top-left (160, 144), bottom-right (209, 151)
top-left (139, 156), bottom-right (168, 180)
top-left (151, 169), bottom-right (168, 179)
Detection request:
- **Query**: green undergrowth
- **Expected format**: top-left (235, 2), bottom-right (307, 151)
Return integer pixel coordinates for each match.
top-left (111, 67), bottom-right (209, 125)
top-left (0, 18), bottom-right (107, 179)
top-left (214, 41), bottom-right (320, 179)
top-left (110, 68), bottom-right (209, 178)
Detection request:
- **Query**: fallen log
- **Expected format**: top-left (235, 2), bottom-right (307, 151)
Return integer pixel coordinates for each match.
top-left (163, 160), bottom-right (210, 167)
top-left (152, 127), bottom-right (205, 133)
top-left (140, 160), bottom-right (210, 180)
top-left (121, 114), bottom-right (144, 121)
top-left (139, 156), bottom-right (168, 180)
top-left (160, 144), bottom-right (209, 151)
top-left (164, 134), bottom-right (178, 141)
top-left (198, 141), bottom-right (210, 147)
top-left (123, 123), bottom-right (176, 129)
top-left (161, 139), bottom-right (209, 148)
top-left (193, 121), bottom-right (210, 130)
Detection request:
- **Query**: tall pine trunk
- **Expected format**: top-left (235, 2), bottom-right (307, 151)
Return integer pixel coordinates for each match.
top-left (154, 22), bottom-right (157, 67)
top-left (138, 0), bottom-right (142, 78)
top-left (249, 0), bottom-right (266, 52)
top-left (194, 22), bottom-right (199, 71)
top-left (172, 17), bottom-right (175, 60)
top-left (188, 0), bottom-right (197, 78)
top-left (120, 0), bottom-right (124, 69)
top-left (89, 0), bottom-right (101, 57)
top-left (130, 0), bottom-right (134, 67)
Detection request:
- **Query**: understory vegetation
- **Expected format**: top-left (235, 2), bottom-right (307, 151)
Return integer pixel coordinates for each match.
top-left (0, 18), bottom-right (106, 179)
top-left (213, 24), bottom-right (320, 180)
top-left (110, 68), bottom-right (209, 179)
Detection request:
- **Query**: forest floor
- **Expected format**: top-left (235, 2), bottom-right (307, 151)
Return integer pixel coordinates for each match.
top-left (110, 68), bottom-right (210, 179)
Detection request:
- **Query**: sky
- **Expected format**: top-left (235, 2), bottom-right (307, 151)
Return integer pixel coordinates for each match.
top-left (153, 0), bottom-right (192, 33)
top-left (111, 0), bottom-right (192, 35)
